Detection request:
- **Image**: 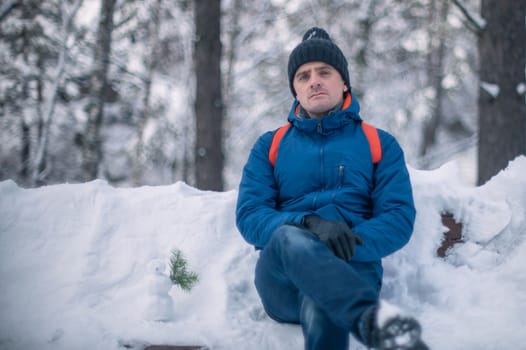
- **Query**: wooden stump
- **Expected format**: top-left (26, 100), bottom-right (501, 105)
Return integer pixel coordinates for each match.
top-left (437, 212), bottom-right (464, 257)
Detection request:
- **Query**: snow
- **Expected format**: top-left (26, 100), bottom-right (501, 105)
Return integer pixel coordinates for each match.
top-left (1, 156), bottom-right (526, 350)
top-left (480, 81), bottom-right (500, 99)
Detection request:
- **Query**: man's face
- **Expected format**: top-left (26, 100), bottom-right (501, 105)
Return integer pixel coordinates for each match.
top-left (293, 61), bottom-right (346, 119)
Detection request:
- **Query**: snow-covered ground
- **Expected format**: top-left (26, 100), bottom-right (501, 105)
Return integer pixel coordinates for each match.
top-left (1, 156), bottom-right (525, 350)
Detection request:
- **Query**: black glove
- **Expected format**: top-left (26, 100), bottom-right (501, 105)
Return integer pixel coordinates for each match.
top-left (302, 215), bottom-right (363, 262)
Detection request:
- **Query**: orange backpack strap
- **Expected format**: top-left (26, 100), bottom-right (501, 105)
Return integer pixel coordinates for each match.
top-left (361, 122), bottom-right (382, 164)
top-left (269, 123), bottom-right (291, 166)
top-left (268, 121), bottom-right (381, 167)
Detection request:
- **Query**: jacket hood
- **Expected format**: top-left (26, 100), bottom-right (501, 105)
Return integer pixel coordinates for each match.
top-left (287, 91), bottom-right (362, 134)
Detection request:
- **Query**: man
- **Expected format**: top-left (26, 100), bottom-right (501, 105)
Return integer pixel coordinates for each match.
top-left (236, 27), bottom-right (428, 350)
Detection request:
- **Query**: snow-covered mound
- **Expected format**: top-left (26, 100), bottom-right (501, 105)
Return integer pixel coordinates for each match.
top-left (1, 156), bottom-right (525, 350)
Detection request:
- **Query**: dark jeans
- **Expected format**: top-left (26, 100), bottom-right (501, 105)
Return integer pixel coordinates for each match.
top-left (255, 224), bottom-right (381, 350)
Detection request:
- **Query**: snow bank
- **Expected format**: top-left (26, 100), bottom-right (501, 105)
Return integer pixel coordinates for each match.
top-left (1, 156), bottom-right (525, 350)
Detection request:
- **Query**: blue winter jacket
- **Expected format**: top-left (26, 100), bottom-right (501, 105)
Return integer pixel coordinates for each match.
top-left (236, 93), bottom-right (415, 271)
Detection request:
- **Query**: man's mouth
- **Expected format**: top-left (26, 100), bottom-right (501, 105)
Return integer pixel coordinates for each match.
top-left (310, 91), bottom-right (327, 98)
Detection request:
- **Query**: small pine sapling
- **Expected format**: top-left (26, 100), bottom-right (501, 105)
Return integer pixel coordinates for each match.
top-left (169, 249), bottom-right (199, 291)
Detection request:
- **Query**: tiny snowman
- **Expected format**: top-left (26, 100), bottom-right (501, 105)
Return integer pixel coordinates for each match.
top-left (143, 259), bottom-right (174, 322)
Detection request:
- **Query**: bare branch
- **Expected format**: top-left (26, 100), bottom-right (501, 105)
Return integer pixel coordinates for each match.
top-left (32, 0), bottom-right (84, 184)
top-left (0, 0), bottom-right (19, 22)
top-left (451, 0), bottom-right (487, 33)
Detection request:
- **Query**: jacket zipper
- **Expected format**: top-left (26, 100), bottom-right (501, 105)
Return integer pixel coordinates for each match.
top-left (314, 121), bottom-right (324, 208)
top-left (319, 122), bottom-right (325, 190)
top-left (338, 165), bottom-right (344, 188)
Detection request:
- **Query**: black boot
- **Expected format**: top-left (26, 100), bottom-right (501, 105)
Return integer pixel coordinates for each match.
top-left (370, 315), bottom-right (429, 350)
top-left (359, 305), bottom-right (429, 350)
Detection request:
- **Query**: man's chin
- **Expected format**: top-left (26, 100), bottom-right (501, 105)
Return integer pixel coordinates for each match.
top-left (308, 102), bottom-right (333, 113)
top-left (305, 107), bottom-right (332, 118)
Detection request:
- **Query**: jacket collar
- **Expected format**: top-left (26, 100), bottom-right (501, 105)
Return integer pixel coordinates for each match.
top-left (287, 92), bottom-right (362, 134)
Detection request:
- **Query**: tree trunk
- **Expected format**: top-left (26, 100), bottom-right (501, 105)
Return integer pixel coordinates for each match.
top-left (193, 0), bottom-right (224, 191)
top-left (354, 0), bottom-right (379, 100)
top-left (224, 0), bottom-right (242, 106)
top-left (420, 0), bottom-right (449, 159)
top-left (477, 0), bottom-right (526, 185)
top-left (82, 0), bottom-right (115, 181)
top-left (133, 0), bottom-right (162, 185)
top-left (19, 118), bottom-right (30, 180)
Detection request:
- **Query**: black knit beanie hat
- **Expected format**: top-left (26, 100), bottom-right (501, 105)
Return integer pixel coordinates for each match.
top-left (288, 27), bottom-right (350, 97)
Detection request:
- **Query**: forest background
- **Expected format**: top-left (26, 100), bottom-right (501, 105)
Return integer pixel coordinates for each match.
top-left (1, 0), bottom-right (524, 191)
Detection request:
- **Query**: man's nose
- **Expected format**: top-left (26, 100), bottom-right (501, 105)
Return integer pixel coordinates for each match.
top-left (309, 76), bottom-right (322, 88)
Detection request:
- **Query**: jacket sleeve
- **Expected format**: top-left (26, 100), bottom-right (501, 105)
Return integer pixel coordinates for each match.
top-left (352, 131), bottom-right (416, 261)
top-left (236, 131), bottom-right (308, 248)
